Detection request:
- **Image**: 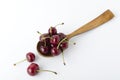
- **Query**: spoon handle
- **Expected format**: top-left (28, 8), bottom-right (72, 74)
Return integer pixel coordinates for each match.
top-left (67, 9), bottom-right (114, 39)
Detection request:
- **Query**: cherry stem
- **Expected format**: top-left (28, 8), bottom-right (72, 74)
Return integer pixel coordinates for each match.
top-left (41, 37), bottom-right (51, 46)
top-left (37, 70), bottom-right (57, 75)
top-left (54, 22), bottom-right (64, 27)
top-left (62, 52), bottom-right (66, 65)
top-left (42, 37), bottom-right (51, 40)
top-left (73, 42), bottom-right (76, 45)
top-left (13, 59), bottom-right (26, 66)
top-left (50, 26), bottom-right (53, 35)
top-left (57, 37), bottom-right (67, 49)
top-left (37, 31), bottom-right (42, 35)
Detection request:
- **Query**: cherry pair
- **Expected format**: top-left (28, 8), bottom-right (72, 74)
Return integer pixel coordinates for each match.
top-left (13, 52), bottom-right (57, 76)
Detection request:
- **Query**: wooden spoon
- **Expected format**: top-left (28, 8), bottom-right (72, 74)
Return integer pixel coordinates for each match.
top-left (37, 9), bottom-right (114, 57)
top-left (67, 9), bottom-right (114, 39)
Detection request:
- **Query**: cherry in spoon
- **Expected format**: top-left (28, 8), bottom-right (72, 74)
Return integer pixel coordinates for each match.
top-left (37, 10), bottom-right (114, 65)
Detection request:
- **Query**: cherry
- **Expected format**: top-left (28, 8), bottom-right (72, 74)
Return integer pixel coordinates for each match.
top-left (50, 35), bottom-right (60, 45)
top-left (55, 36), bottom-right (66, 48)
top-left (38, 40), bottom-right (44, 46)
top-left (48, 27), bottom-right (57, 35)
top-left (44, 38), bottom-right (51, 46)
top-left (27, 63), bottom-right (57, 76)
top-left (60, 41), bottom-right (68, 50)
top-left (13, 52), bottom-right (35, 66)
top-left (26, 52), bottom-right (35, 62)
top-left (27, 63), bottom-right (39, 76)
top-left (48, 23), bottom-right (64, 35)
top-left (40, 46), bottom-right (49, 54)
top-left (58, 33), bottom-right (66, 40)
top-left (39, 33), bottom-right (50, 41)
top-left (51, 44), bottom-right (57, 48)
top-left (51, 47), bottom-right (61, 56)
top-left (37, 41), bottom-right (52, 57)
top-left (38, 32), bottom-right (51, 46)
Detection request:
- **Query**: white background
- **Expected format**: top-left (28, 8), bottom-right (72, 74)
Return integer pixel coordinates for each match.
top-left (0, 0), bottom-right (120, 80)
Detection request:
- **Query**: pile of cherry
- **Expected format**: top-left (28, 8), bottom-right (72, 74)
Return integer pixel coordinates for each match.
top-left (37, 22), bottom-right (68, 57)
top-left (14, 23), bottom-right (69, 76)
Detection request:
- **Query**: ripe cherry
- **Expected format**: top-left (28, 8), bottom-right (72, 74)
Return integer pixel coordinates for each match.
top-left (48, 27), bottom-right (57, 35)
top-left (58, 33), bottom-right (66, 40)
top-left (51, 44), bottom-right (57, 48)
top-left (38, 40), bottom-right (44, 46)
top-left (40, 46), bottom-right (49, 54)
top-left (50, 35), bottom-right (60, 45)
top-left (51, 47), bottom-right (66, 65)
top-left (27, 63), bottom-right (57, 76)
top-left (27, 63), bottom-right (39, 76)
top-left (51, 47), bottom-right (61, 56)
top-left (13, 52), bottom-right (35, 66)
top-left (39, 33), bottom-right (50, 41)
top-left (26, 52), bottom-right (35, 62)
top-left (60, 41), bottom-right (68, 50)
top-left (48, 23), bottom-right (64, 35)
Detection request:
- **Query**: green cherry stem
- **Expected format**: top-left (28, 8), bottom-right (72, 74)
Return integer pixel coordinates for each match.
top-left (41, 37), bottom-right (51, 46)
top-left (37, 70), bottom-right (57, 75)
top-left (37, 31), bottom-right (42, 35)
top-left (57, 37), bottom-right (67, 49)
top-left (13, 59), bottom-right (26, 66)
top-left (62, 51), bottom-right (66, 65)
top-left (54, 22), bottom-right (64, 27)
top-left (50, 26), bottom-right (52, 35)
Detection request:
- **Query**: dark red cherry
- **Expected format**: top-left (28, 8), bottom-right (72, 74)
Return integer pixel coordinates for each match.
top-left (48, 27), bottom-right (57, 35)
top-left (40, 46), bottom-right (49, 54)
top-left (27, 63), bottom-right (39, 76)
top-left (58, 33), bottom-right (66, 40)
top-left (27, 63), bottom-right (57, 76)
top-left (26, 52), bottom-right (35, 62)
top-left (51, 44), bottom-right (57, 48)
top-left (37, 41), bottom-right (52, 57)
top-left (40, 33), bottom-right (50, 40)
top-left (51, 47), bottom-right (61, 56)
top-left (50, 35), bottom-right (60, 45)
top-left (38, 40), bottom-right (44, 46)
top-left (13, 52), bottom-right (35, 66)
top-left (45, 38), bottom-right (51, 46)
top-left (60, 42), bottom-right (68, 50)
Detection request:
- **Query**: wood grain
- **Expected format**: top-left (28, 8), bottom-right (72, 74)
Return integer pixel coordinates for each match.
top-left (67, 9), bottom-right (114, 39)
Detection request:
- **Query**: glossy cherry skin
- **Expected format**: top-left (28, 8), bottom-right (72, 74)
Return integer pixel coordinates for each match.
top-left (51, 44), bottom-right (57, 48)
top-left (38, 40), bottom-right (44, 46)
top-left (40, 33), bottom-right (50, 40)
top-left (60, 42), bottom-right (68, 50)
top-left (51, 47), bottom-right (61, 56)
top-left (58, 33), bottom-right (66, 40)
top-left (27, 63), bottom-right (39, 76)
top-left (40, 46), bottom-right (49, 54)
top-left (48, 27), bottom-right (57, 35)
top-left (50, 35), bottom-right (60, 45)
top-left (26, 52), bottom-right (35, 62)
top-left (37, 41), bottom-right (52, 57)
